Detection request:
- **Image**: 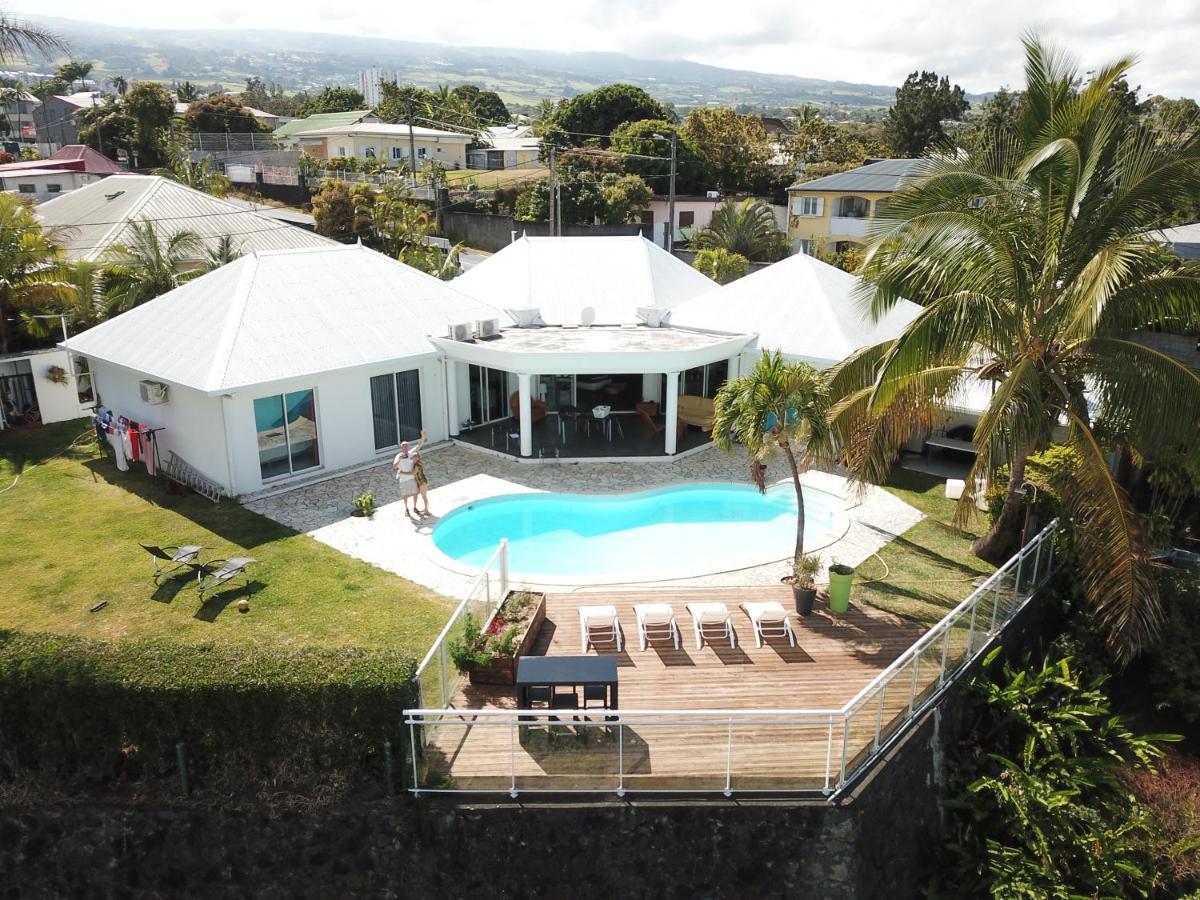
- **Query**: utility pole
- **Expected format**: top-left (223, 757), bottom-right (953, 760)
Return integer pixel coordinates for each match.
top-left (547, 143), bottom-right (556, 238)
top-left (406, 97), bottom-right (417, 189)
top-left (666, 132), bottom-right (677, 253)
top-left (91, 94), bottom-right (104, 158)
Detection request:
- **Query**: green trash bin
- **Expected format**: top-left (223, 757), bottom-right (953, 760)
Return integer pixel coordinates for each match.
top-left (827, 564), bottom-right (854, 614)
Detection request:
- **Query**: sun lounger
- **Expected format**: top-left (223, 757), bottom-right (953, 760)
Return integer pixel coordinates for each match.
top-left (141, 543), bottom-right (202, 580)
top-left (633, 602), bottom-right (680, 650)
top-left (685, 602), bottom-right (736, 650)
top-left (740, 601), bottom-right (796, 648)
top-left (578, 604), bottom-right (622, 652)
top-left (189, 556), bottom-right (256, 600)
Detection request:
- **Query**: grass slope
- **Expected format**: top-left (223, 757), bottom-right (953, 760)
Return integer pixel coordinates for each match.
top-left (0, 419), bottom-right (452, 654)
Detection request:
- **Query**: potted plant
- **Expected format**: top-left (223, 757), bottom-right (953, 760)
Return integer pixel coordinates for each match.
top-left (351, 490), bottom-right (376, 518)
top-left (45, 365), bottom-right (68, 385)
top-left (827, 560), bottom-right (855, 614)
top-left (448, 589), bottom-right (547, 686)
top-left (783, 552), bottom-right (821, 615)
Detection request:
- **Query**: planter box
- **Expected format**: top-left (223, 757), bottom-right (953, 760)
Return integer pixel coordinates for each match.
top-left (467, 591), bottom-right (546, 686)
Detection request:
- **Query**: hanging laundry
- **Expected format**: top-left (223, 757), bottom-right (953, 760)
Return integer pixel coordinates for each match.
top-left (142, 430), bottom-right (156, 476)
top-left (118, 417), bottom-right (136, 461)
top-left (106, 424), bottom-right (129, 471)
top-left (126, 421), bottom-right (142, 463)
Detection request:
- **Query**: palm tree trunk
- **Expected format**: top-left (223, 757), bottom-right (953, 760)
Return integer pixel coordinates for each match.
top-left (781, 442), bottom-right (806, 560)
top-left (971, 448), bottom-right (1029, 564)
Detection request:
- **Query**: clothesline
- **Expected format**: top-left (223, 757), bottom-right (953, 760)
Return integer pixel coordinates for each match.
top-left (94, 406), bottom-right (165, 478)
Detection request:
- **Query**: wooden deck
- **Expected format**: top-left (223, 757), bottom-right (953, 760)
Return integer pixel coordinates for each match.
top-left (416, 587), bottom-right (951, 793)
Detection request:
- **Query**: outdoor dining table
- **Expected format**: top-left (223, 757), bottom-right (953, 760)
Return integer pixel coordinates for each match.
top-left (516, 655), bottom-right (619, 720)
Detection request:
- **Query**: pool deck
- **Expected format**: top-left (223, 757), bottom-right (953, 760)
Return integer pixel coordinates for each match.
top-left (415, 585), bottom-right (946, 792)
top-left (244, 444), bottom-right (923, 597)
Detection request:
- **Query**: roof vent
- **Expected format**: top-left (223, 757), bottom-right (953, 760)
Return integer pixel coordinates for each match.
top-left (507, 307), bottom-right (544, 328)
top-left (636, 307), bottom-right (665, 328)
top-left (104, 190), bottom-right (125, 201)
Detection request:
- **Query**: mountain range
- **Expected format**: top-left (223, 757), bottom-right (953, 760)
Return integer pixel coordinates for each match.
top-left (30, 15), bottom-right (905, 112)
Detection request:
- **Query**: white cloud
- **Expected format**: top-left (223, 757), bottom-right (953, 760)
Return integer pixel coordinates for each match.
top-left (25, 0), bottom-right (1200, 97)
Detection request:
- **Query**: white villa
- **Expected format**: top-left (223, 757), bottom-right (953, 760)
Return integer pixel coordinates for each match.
top-left (61, 236), bottom-right (929, 497)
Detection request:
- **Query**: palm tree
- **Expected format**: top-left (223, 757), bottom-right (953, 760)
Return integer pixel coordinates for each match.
top-left (0, 13), bottom-right (66, 61)
top-left (153, 131), bottom-right (231, 197)
top-left (101, 220), bottom-right (205, 314)
top-left (205, 234), bottom-right (243, 271)
top-left (692, 198), bottom-right (789, 262)
top-left (0, 194), bottom-right (76, 353)
top-left (827, 35), bottom-right (1200, 660)
top-left (60, 60), bottom-right (93, 93)
top-left (713, 351), bottom-right (834, 561)
top-left (108, 75), bottom-right (128, 97)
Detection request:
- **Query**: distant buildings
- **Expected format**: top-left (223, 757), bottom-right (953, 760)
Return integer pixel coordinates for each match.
top-left (32, 91), bottom-right (103, 154)
top-left (0, 144), bottom-right (124, 202)
top-left (467, 125), bottom-right (540, 170)
top-left (273, 109), bottom-right (379, 145)
top-left (0, 90), bottom-right (39, 145)
top-left (358, 68), bottom-right (395, 109)
top-left (294, 122), bottom-right (472, 170)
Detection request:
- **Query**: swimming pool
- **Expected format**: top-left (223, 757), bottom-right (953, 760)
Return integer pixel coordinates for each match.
top-left (431, 482), bottom-right (844, 582)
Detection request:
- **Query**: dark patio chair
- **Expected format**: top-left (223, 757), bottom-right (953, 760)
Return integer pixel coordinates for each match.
top-left (188, 556), bottom-right (257, 600)
top-left (141, 544), bottom-right (202, 581)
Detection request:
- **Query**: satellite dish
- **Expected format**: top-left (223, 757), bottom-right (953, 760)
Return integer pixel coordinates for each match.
top-left (580, 306), bottom-right (596, 327)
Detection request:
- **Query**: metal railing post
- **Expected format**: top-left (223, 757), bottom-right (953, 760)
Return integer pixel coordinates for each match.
top-left (823, 716), bottom-right (835, 793)
top-left (1012, 546), bottom-right (1025, 603)
top-left (989, 576), bottom-right (1003, 634)
top-left (1031, 537), bottom-right (1045, 588)
top-left (937, 625), bottom-right (952, 686)
top-left (1043, 536), bottom-right (1055, 584)
top-left (409, 720), bottom-right (420, 795)
top-left (838, 714), bottom-right (851, 787)
top-left (499, 538), bottom-right (509, 599)
top-left (617, 722), bottom-right (625, 797)
top-left (965, 593), bottom-right (979, 658)
top-left (724, 718), bottom-right (734, 797)
top-left (439, 644), bottom-right (449, 709)
top-left (509, 716), bottom-right (518, 799)
top-left (907, 654), bottom-right (920, 714)
top-left (873, 684), bottom-right (886, 751)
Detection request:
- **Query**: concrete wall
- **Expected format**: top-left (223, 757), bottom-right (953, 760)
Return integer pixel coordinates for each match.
top-left (0, 170), bottom-right (96, 203)
top-left (442, 211), bottom-right (648, 252)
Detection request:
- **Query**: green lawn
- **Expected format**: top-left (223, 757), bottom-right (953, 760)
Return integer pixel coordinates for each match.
top-left (854, 468), bottom-right (996, 628)
top-left (0, 420), bottom-right (453, 655)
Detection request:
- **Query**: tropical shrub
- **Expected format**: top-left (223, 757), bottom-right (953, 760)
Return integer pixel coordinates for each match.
top-left (691, 198), bottom-right (788, 261)
top-left (692, 247), bottom-right (749, 284)
top-left (1144, 570), bottom-right (1200, 725)
top-left (1125, 752), bottom-right (1200, 890)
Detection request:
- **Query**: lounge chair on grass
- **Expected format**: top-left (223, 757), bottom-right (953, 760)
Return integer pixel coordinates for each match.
top-left (141, 544), bottom-right (202, 581)
top-left (740, 601), bottom-right (796, 648)
top-left (633, 602), bottom-right (680, 650)
top-left (685, 602), bottom-right (736, 650)
top-left (189, 557), bottom-right (256, 600)
top-left (578, 604), bottom-right (622, 652)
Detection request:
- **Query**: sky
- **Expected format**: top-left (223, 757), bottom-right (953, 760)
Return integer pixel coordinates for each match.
top-left (23, 0), bottom-right (1200, 97)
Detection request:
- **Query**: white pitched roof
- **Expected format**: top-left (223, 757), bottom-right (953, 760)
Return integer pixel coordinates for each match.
top-left (453, 236), bottom-right (716, 326)
top-left (669, 252), bottom-right (923, 368)
top-left (36, 175), bottom-right (336, 262)
top-left (294, 122), bottom-right (472, 141)
top-left (61, 245), bottom-right (503, 394)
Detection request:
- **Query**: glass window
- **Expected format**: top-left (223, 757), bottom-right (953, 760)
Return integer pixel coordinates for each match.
top-left (370, 370), bottom-right (423, 451)
top-left (390, 145), bottom-right (403, 161)
top-left (837, 196), bottom-right (870, 218)
top-left (683, 366), bottom-right (705, 396)
top-left (795, 196), bottom-right (821, 216)
top-left (17, 184), bottom-right (34, 193)
top-left (254, 389), bottom-right (319, 480)
top-left (417, 147), bottom-right (427, 159)
top-left (364, 146), bottom-right (377, 159)
top-left (704, 359), bottom-right (728, 398)
top-left (678, 210), bottom-right (695, 227)
top-left (46, 183), bottom-right (61, 193)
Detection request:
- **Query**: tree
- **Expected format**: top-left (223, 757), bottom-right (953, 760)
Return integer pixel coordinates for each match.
top-left (153, 132), bottom-right (231, 196)
top-left (59, 60), bottom-right (92, 92)
top-left (828, 35), bottom-right (1200, 660)
top-left (297, 86), bottom-right (366, 117)
top-left (451, 84), bottom-right (510, 124)
top-left (514, 169), bottom-right (607, 225)
top-left (0, 194), bottom-right (75, 354)
top-left (959, 86), bottom-right (1025, 153)
top-left (681, 107), bottom-right (778, 194)
top-left (123, 81), bottom-right (176, 167)
top-left (101, 220), bottom-right (205, 314)
top-left (789, 112), bottom-right (889, 168)
top-left (74, 98), bottom-right (136, 161)
top-left (0, 12), bottom-right (67, 61)
top-left (551, 84), bottom-right (668, 146)
top-left (693, 247), bottom-right (749, 284)
top-left (375, 83), bottom-right (435, 124)
top-left (205, 234), bottom-right (244, 271)
top-left (311, 179), bottom-right (373, 242)
top-left (183, 95), bottom-right (263, 133)
top-left (609, 118), bottom-right (711, 194)
top-left (598, 173), bottom-right (652, 224)
top-left (883, 70), bottom-right (969, 156)
top-left (1143, 94), bottom-right (1200, 136)
top-left (107, 75), bottom-right (128, 97)
top-left (691, 198), bottom-right (788, 261)
top-left (713, 351), bottom-right (833, 561)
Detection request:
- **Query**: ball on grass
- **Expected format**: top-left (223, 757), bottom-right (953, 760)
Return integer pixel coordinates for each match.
top-left (237, 599), bottom-right (250, 613)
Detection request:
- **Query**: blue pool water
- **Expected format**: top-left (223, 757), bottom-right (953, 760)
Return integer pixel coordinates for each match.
top-left (432, 483), bottom-right (839, 580)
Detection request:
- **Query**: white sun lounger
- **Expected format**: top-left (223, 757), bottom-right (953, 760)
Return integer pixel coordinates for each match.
top-left (633, 602), bottom-right (680, 650)
top-left (685, 602), bottom-right (736, 650)
top-left (578, 604), bottom-right (622, 652)
top-left (740, 601), bottom-right (796, 648)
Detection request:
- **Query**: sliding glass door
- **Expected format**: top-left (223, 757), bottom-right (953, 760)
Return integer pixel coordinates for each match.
top-left (254, 388), bottom-right (320, 480)
top-left (469, 365), bottom-right (507, 424)
top-left (370, 369), bottom-right (423, 452)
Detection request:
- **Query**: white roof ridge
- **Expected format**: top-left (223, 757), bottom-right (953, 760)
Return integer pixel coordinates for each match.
top-left (85, 175), bottom-right (161, 261)
top-left (205, 254), bottom-right (262, 392)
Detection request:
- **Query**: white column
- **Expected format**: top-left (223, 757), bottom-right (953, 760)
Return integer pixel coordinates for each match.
top-left (517, 372), bottom-right (533, 457)
top-left (445, 359), bottom-right (460, 437)
top-left (726, 354), bottom-right (739, 384)
top-left (664, 371), bottom-right (680, 455)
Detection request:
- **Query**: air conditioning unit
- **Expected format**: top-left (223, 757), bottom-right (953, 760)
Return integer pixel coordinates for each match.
top-left (475, 317), bottom-right (501, 340)
top-left (138, 380), bottom-right (169, 405)
top-left (447, 321), bottom-right (473, 342)
top-left (636, 306), bottom-right (665, 327)
top-left (705, 190), bottom-right (720, 199)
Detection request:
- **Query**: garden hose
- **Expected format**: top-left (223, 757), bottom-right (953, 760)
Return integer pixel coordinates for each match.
top-left (0, 427), bottom-right (95, 496)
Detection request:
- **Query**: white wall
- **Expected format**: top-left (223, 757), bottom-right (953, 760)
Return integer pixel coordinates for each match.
top-left (223, 353), bottom-right (447, 495)
top-left (2, 171), bottom-right (96, 203)
top-left (31, 350), bottom-right (90, 424)
top-left (90, 359), bottom-right (230, 487)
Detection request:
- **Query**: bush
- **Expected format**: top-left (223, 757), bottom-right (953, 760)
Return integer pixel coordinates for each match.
top-left (1125, 752), bottom-right (1200, 890)
top-left (693, 247), bottom-right (749, 284)
top-left (1145, 570), bottom-right (1200, 724)
top-left (0, 630), bottom-right (416, 802)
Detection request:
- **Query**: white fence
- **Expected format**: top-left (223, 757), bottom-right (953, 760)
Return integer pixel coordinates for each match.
top-left (404, 520), bottom-right (1060, 797)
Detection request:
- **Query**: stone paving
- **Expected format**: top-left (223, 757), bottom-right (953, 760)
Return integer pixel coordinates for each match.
top-left (243, 443), bottom-right (924, 598)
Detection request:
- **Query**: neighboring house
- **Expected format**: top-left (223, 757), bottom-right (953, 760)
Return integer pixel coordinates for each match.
top-left (272, 110), bottom-right (379, 146)
top-left (32, 91), bottom-right (102, 154)
top-left (358, 68), bottom-right (394, 108)
top-left (1, 90), bottom-right (40, 144)
top-left (637, 194), bottom-right (723, 246)
top-left (295, 122), bottom-right (472, 170)
top-left (61, 236), bottom-right (926, 495)
top-left (1152, 221), bottom-right (1200, 260)
top-left (0, 144), bottom-right (124, 202)
top-left (36, 174), bottom-right (336, 262)
top-left (786, 158), bottom-right (925, 255)
top-left (1142, 222), bottom-right (1200, 369)
top-left (467, 125), bottom-right (541, 170)
top-left (0, 348), bottom-right (94, 428)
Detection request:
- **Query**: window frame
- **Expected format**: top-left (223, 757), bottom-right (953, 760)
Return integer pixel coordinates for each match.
top-left (253, 388), bottom-right (322, 481)
top-left (370, 368), bottom-right (424, 452)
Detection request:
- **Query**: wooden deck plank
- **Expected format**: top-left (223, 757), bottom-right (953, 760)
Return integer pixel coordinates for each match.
top-left (418, 587), bottom-right (936, 790)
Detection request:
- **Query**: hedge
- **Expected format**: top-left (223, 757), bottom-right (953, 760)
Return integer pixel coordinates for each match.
top-left (0, 630), bottom-right (417, 800)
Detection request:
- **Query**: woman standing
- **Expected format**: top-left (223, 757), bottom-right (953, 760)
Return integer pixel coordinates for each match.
top-left (392, 429), bottom-right (430, 516)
